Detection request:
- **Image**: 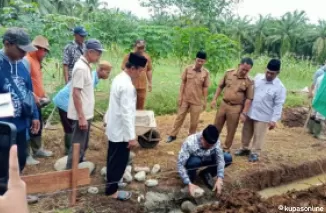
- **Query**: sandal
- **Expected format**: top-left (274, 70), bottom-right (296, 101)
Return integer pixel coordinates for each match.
top-left (116, 191), bottom-right (132, 201)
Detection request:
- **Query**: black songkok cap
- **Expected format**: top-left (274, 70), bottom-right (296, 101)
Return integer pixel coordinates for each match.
top-left (267, 59), bottom-right (281, 72)
top-left (128, 52), bottom-right (148, 67)
top-left (202, 125), bottom-right (219, 145)
top-left (196, 51), bottom-right (207, 60)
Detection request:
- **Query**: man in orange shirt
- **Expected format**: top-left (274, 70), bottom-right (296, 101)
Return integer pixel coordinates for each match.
top-left (25, 36), bottom-right (53, 165)
top-left (121, 39), bottom-right (152, 110)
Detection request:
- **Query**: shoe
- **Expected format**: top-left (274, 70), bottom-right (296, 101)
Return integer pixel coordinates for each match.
top-left (27, 195), bottom-right (38, 204)
top-left (199, 170), bottom-right (214, 190)
top-left (26, 155), bottom-right (40, 165)
top-left (235, 149), bottom-right (251, 156)
top-left (248, 153), bottom-right (259, 162)
top-left (313, 121), bottom-right (323, 139)
top-left (166, 136), bottom-right (177, 143)
top-left (307, 118), bottom-right (315, 134)
top-left (34, 148), bottom-right (53, 158)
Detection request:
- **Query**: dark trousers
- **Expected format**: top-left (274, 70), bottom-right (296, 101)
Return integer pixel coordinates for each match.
top-left (66, 120), bottom-right (91, 169)
top-left (0, 130), bottom-right (27, 195)
top-left (186, 152), bottom-right (232, 182)
top-left (58, 108), bottom-right (73, 134)
top-left (105, 141), bottom-right (130, 196)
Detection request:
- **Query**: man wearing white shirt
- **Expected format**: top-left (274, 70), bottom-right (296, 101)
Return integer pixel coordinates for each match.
top-left (105, 53), bottom-right (147, 201)
top-left (235, 59), bottom-right (286, 162)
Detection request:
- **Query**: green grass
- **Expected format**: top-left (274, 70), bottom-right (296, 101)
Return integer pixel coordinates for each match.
top-left (41, 53), bottom-right (315, 120)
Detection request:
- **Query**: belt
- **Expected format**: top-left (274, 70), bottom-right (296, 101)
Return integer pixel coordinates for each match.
top-left (223, 99), bottom-right (241, 106)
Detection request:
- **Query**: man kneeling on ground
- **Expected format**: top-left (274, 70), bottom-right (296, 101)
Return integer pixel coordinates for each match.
top-left (177, 125), bottom-right (232, 197)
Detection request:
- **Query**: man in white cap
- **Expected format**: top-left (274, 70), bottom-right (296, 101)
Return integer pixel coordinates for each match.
top-left (25, 35), bottom-right (53, 165)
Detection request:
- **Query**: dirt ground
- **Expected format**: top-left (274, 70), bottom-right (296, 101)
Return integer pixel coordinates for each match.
top-left (25, 109), bottom-right (326, 212)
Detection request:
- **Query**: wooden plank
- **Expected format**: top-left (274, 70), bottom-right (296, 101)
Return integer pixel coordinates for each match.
top-left (21, 168), bottom-right (90, 194)
top-left (70, 143), bottom-right (80, 206)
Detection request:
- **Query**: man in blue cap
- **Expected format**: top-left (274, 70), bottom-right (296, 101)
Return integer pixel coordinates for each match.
top-left (65, 39), bottom-right (105, 169)
top-left (62, 26), bottom-right (88, 84)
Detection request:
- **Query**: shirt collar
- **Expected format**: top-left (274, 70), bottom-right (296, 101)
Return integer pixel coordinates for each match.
top-left (122, 71), bottom-right (132, 81)
top-left (80, 55), bottom-right (91, 69)
top-left (192, 65), bottom-right (203, 72)
top-left (234, 69), bottom-right (248, 79)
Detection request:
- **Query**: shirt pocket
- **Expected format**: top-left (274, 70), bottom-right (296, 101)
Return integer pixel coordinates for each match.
top-left (265, 90), bottom-right (275, 101)
top-left (225, 78), bottom-right (233, 87)
top-left (186, 72), bottom-right (196, 79)
top-left (237, 82), bottom-right (247, 92)
top-left (195, 76), bottom-right (205, 86)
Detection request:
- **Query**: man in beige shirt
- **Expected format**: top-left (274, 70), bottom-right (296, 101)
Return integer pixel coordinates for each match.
top-left (66, 39), bottom-right (105, 169)
top-left (167, 51), bottom-right (210, 143)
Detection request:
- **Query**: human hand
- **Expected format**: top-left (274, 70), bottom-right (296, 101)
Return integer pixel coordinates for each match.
top-left (308, 91), bottom-right (313, 99)
top-left (188, 183), bottom-right (199, 197)
top-left (79, 116), bottom-right (88, 131)
top-left (178, 99), bottom-right (182, 107)
top-left (203, 102), bottom-right (207, 111)
top-left (268, 121), bottom-right (276, 130)
top-left (210, 100), bottom-right (216, 109)
top-left (212, 177), bottom-right (223, 197)
top-left (30, 120), bottom-right (40, 134)
top-left (0, 145), bottom-right (29, 213)
top-left (127, 139), bottom-right (137, 149)
top-left (240, 113), bottom-right (247, 123)
top-left (148, 84), bottom-right (152, 92)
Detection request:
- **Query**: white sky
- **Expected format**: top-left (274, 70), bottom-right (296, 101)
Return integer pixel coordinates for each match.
top-left (103, 0), bottom-right (325, 24)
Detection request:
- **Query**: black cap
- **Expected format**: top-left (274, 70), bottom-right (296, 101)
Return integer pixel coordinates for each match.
top-left (3, 27), bottom-right (37, 52)
top-left (73, 26), bottom-right (88, 37)
top-left (267, 59), bottom-right (281, 72)
top-left (202, 125), bottom-right (219, 145)
top-left (128, 53), bottom-right (147, 67)
top-left (196, 50), bottom-right (207, 60)
top-left (85, 39), bottom-right (106, 52)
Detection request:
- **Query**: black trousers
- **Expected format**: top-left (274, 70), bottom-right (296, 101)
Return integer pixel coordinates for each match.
top-left (0, 130), bottom-right (27, 195)
top-left (105, 141), bottom-right (130, 196)
top-left (58, 108), bottom-right (73, 134)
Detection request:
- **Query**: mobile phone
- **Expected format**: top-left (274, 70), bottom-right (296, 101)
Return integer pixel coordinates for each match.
top-left (0, 121), bottom-right (17, 194)
top-left (0, 121), bottom-right (17, 149)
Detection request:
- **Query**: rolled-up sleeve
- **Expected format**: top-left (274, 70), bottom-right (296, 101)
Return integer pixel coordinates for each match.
top-left (177, 141), bottom-right (191, 185)
top-left (120, 87), bottom-right (136, 141)
top-left (271, 86), bottom-right (287, 122)
top-left (215, 147), bottom-right (225, 178)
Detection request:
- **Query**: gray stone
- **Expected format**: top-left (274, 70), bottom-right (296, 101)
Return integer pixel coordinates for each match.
top-left (134, 166), bottom-right (151, 173)
top-left (100, 166), bottom-right (106, 176)
top-left (118, 182), bottom-right (127, 188)
top-left (54, 156), bottom-right (95, 175)
top-left (134, 171), bottom-right (146, 182)
top-left (181, 201), bottom-right (196, 213)
top-left (151, 164), bottom-right (161, 174)
top-left (54, 156), bottom-right (68, 171)
top-left (168, 210), bottom-right (183, 213)
top-left (193, 187), bottom-right (205, 198)
top-left (123, 171), bottom-right (133, 183)
top-left (126, 165), bottom-right (132, 173)
top-left (78, 161), bottom-right (95, 175)
top-left (88, 187), bottom-right (99, 194)
top-left (128, 151), bottom-right (136, 165)
top-left (144, 192), bottom-right (174, 211)
top-left (145, 179), bottom-right (158, 187)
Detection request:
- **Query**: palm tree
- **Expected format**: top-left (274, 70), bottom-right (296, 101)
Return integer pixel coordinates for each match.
top-left (312, 20), bottom-right (326, 63)
top-left (266, 10), bottom-right (308, 57)
top-left (253, 14), bottom-right (271, 55)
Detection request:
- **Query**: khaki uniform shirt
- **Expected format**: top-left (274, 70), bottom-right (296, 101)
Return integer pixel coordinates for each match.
top-left (218, 69), bottom-right (254, 105)
top-left (68, 56), bottom-right (94, 120)
top-left (121, 52), bottom-right (152, 89)
top-left (181, 65), bottom-right (210, 106)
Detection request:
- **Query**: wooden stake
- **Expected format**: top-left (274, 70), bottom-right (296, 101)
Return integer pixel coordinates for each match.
top-left (70, 143), bottom-right (80, 206)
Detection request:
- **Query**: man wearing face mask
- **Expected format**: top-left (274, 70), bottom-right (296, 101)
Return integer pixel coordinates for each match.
top-left (25, 35), bottom-right (53, 166)
top-left (66, 39), bottom-right (105, 169)
top-left (63, 26), bottom-right (88, 84)
top-left (121, 39), bottom-right (152, 110)
top-left (235, 59), bottom-right (286, 162)
top-left (211, 58), bottom-right (254, 153)
top-left (0, 27), bottom-right (40, 195)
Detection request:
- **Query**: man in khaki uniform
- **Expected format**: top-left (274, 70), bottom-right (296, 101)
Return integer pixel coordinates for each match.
top-left (210, 58), bottom-right (254, 153)
top-left (121, 39), bottom-right (152, 110)
top-left (167, 51), bottom-right (210, 143)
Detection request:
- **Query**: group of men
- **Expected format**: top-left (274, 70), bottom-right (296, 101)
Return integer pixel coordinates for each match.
top-left (0, 24), bottom-right (288, 202)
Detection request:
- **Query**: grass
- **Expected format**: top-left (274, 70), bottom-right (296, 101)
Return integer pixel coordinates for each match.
top-left (41, 53), bottom-right (315, 120)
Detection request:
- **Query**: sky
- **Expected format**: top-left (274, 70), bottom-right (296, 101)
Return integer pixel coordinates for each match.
top-left (103, 0), bottom-right (325, 24)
